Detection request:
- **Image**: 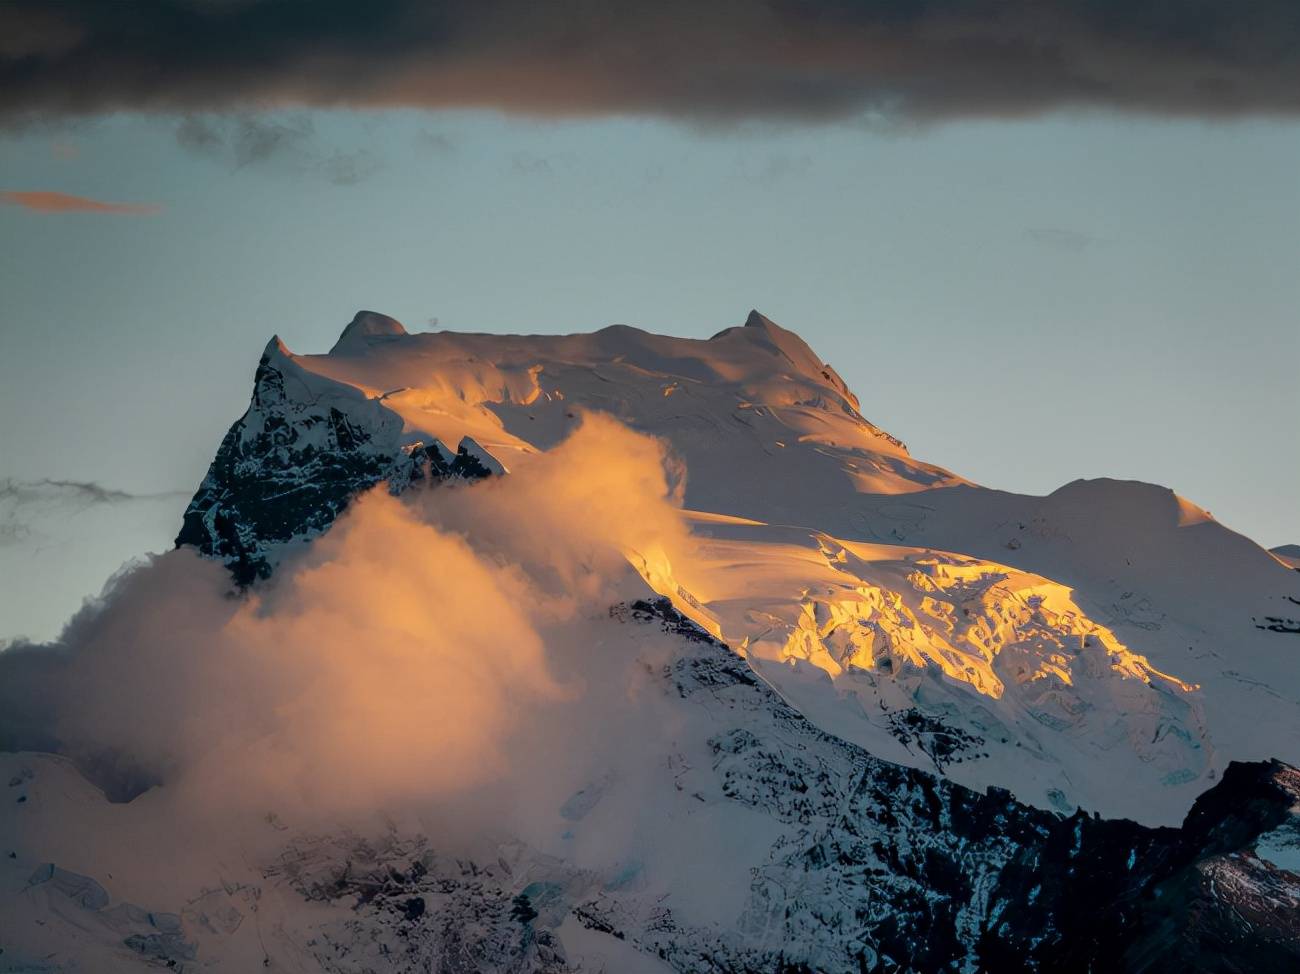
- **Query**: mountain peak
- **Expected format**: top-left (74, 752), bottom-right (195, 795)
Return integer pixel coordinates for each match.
top-left (330, 310), bottom-right (408, 354)
top-left (727, 308), bottom-right (825, 377)
top-left (262, 335), bottom-right (293, 361)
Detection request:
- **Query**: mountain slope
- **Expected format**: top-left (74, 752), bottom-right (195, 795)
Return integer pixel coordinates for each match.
top-left (3, 598), bottom-right (1298, 973)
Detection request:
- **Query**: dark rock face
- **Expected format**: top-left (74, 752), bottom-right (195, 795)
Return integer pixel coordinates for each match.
top-left (1115, 763), bottom-right (1300, 973)
top-left (175, 341), bottom-right (496, 584)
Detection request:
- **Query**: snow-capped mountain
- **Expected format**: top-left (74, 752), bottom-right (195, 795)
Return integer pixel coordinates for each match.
top-left (3, 309), bottom-right (1298, 973)
top-left (178, 309), bottom-right (1300, 823)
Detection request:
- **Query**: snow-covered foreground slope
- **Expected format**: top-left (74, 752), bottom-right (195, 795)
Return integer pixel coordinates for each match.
top-left (178, 310), bottom-right (1300, 824)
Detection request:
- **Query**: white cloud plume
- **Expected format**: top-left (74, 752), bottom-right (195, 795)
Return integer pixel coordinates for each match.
top-left (0, 414), bottom-right (692, 831)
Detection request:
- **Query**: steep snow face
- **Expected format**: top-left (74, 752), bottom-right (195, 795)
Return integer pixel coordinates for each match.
top-left (176, 309), bottom-right (1300, 823)
top-left (4, 601), bottom-right (1299, 974)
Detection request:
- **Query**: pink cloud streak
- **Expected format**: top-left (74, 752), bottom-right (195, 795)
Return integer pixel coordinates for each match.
top-left (1, 190), bottom-right (161, 215)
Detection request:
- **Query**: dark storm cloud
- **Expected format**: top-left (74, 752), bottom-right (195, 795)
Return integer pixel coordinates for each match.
top-left (1, 1), bottom-right (1298, 125)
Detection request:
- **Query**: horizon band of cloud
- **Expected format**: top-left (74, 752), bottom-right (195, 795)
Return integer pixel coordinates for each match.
top-left (2, 0), bottom-right (1300, 125)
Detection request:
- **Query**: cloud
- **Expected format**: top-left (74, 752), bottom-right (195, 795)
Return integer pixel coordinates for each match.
top-left (0, 478), bottom-right (183, 507)
top-left (1, 190), bottom-right (160, 215)
top-left (175, 114), bottom-right (313, 168)
top-left (2, 1), bottom-right (1300, 126)
top-left (175, 113), bottom-right (382, 184)
top-left (0, 521), bottom-right (32, 549)
top-left (510, 152), bottom-right (554, 177)
top-left (413, 128), bottom-right (456, 155)
top-left (735, 151), bottom-right (815, 186)
top-left (0, 479), bottom-right (186, 555)
top-left (0, 415), bottom-right (694, 824)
